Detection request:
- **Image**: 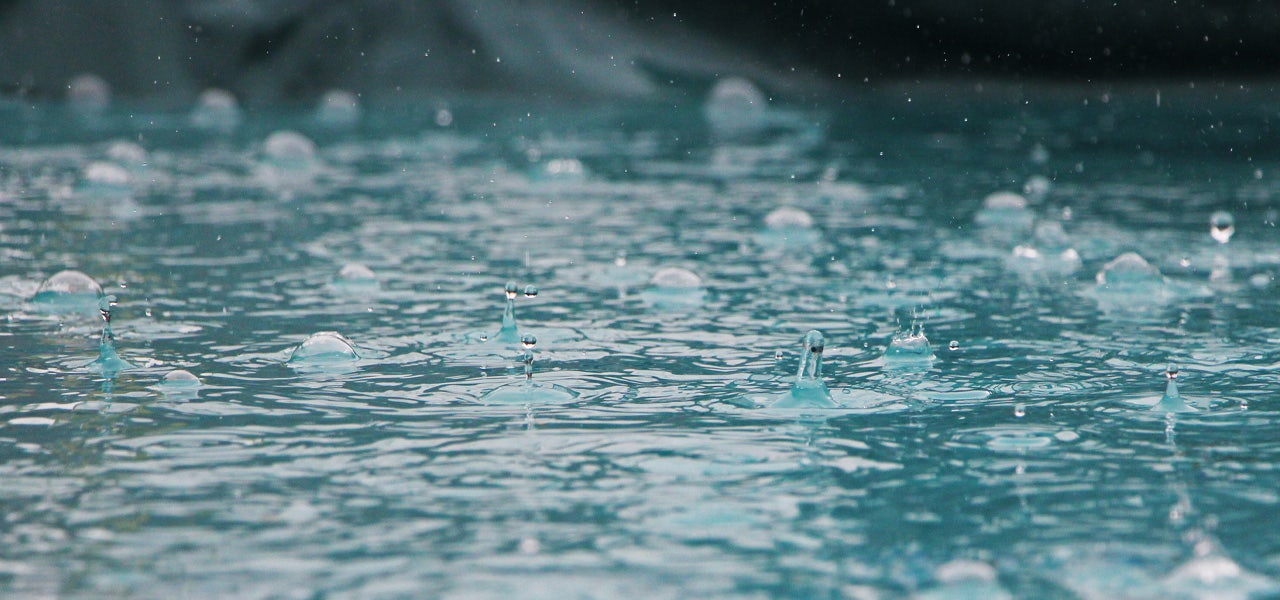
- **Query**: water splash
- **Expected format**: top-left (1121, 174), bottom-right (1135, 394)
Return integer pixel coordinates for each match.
top-left (641, 267), bottom-right (705, 309)
top-left (1209, 210), bottom-right (1235, 244)
top-left (883, 321), bottom-right (935, 368)
top-left (974, 191), bottom-right (1034, 234)
top-left (88, 295), bottom-right (135, 376)
top-left (1152, 364), bottom-right (1195, 414)
top-left (771, 330), bottom-right (836, 409)
top-left (479, 334), bottom-right (578, 405)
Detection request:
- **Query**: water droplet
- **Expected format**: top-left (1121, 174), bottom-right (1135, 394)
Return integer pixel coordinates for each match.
top-left (613, 252), bottom-right (628, 268)
top-left (106, 140), bottom-right (148, 168)
top-left (1166, 363), bottom-right (1179, 380)
top-left (434, 108), bottom-right (453, 127)
top-left (521, 334), bottom-right (537, 350)
top-left (949, 340), bottom-right (959, 351)
top-left (1209, 210), bottom-right (1235, 244)
top-left (504, 281), bottom-right (519, 300)
top-left (523, 285), bottom-right (538, 298)
top-left (1014, 404), bottom-right (1026, 418)
top-left (974, 191), bottom-right (1033, 232)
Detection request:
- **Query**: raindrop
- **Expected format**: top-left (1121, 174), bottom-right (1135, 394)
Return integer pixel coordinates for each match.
top-left (1014, 404), bottom-right (1026, 418)
top-left (949, 340), bottom-right (959, 351)
top-left (523, 285), bottom-right (538, 298)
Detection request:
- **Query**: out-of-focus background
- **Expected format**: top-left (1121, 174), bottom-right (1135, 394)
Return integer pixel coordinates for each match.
top-left (1, 0), bottom-right (1277, 105)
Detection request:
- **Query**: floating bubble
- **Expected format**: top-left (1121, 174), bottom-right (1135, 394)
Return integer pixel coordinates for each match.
top-left (81, 161), bottom-right (132, 192)
top-left (289, 331), bottom-right (360, 363)
top-left (333, 263), bottom-right (378, 290)
top-left (648, 267), bottom-right (702, 289)
top-left (263, 130), bottom-right (317, 166)
top-left (1209, 210), bottom-right (1235, 244)
top-left (31, 269), bottom-right (103, 312)
top-left (537, 157), bottom-right (587, 181)
top-left (758, 206), bottom-right (820, 248)
top-left (1095, 252), bottom-right (1164, 290)
top-left (160, 369), bottom-right (201, 388)
top-left (67, 73), bottom-right (110, 115)
top-left (314, 89), bottom-right (361, 128)
top-left (703, 77), bottom-right (768, 140)
top-left (106, 141), bottom-right (149, 169)
top-left (974, 191), bottom-right (1034, 232)
top-left (642, 267), bottom-right (706, 309)
top-left (189, 88), bottom-right (242, 132)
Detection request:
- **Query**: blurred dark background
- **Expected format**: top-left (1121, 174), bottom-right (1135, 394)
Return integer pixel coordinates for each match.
top-left (1, 0), bottom-right (1277, 105)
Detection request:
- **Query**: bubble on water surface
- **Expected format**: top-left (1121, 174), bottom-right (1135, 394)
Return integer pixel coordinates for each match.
top-left (289, 331), bottom-right (360, 363)
top-left (31, 270), bottom-right (103, 313)
top-left (758, 206), bottom-right (820, 248)
top-left (974, 191), bottom-right (1034, 233)
top-left (105, 141), bottom-right (149, 169)
top-left (189, 88), bottom-right (242, 132)
top-left (314, 89), bottom-right (361, 128)
top-left (1209, 210), bottom-right (1235, 244)
top-left (67, 73), bottom-right (110, 115)
top-left (703, 77), bottom-right (768, 140)
top-left (641, 267), bottom-right (706, 309)
top-left (332, 262), bottom-right (379, 291)
top-left (81, 161), bottom-right (132, 192)
top-left (263, 130), bottom-right (317, 166)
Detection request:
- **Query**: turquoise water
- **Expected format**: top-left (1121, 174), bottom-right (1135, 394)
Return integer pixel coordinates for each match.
top-left (3, 84), bottom-right (1280, 598)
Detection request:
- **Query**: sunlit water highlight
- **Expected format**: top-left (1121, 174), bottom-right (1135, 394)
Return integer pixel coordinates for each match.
top-left (2, 85), bottom-right (1280, 597)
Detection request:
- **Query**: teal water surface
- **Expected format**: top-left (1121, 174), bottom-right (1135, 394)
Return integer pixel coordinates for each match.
top-left (3, 84), bottom-right (1280, 598)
